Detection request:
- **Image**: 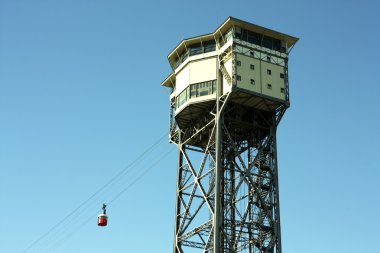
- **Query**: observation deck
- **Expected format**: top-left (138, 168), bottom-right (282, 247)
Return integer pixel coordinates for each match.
top-left (162, 17), bottom-right (298, 130)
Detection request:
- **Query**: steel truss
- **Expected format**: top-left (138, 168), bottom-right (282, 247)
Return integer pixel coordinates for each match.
top-left (171, 92), bottom-right (286, 253)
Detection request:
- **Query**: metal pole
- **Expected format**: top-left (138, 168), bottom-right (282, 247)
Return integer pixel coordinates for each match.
top-left (173, 136), bottom-right (183, 253)
top-left (272, 122), bottom-right (282, 253)
top-left (213, 68), bottom-right (223, 253)
top-left (248, 147), bottom-right (253, 253)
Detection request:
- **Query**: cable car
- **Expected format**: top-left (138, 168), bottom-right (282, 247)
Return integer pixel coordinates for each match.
top-left (98, 204), bottom-right (108, 227)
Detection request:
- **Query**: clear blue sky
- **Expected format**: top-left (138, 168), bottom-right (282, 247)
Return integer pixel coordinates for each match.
top-left (1, 0), bottom-right (379, 252)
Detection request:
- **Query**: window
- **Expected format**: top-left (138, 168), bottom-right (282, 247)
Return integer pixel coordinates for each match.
top-left (263, 37), bottom-right (273, 49)
top-left (177, 89), bottom-right (188, 108)
top-left (189, 43), bottom-right (203, 56)
top-left (204, 41), bottom-right (216, 53)
top-left (189, 80), bottom-right (217, 98)
top-left (237, 75), bottom-right (241, 81)
top-left (267, 84), bottom-right (272, 89)
top-left (250, 79), bottom-right (255, 85)
top-left (280, 88), bottom-right (285, 93)
top-left (247, 31), bottom-right (261, 45)
top-left (234, 27), bottom-right (281, 51)
top-left (190, 85), bottom-right (197, 98)
top-left (174, 40), bottom-right (217, 68)
top-left (236, 60), bottom-right (241, 66)
top-left (250, 64), bottom-right (255, 70)
top-left (266, 56), bottom-right (271, 62)
top-left (280, 73), bottom-right (285, 79)
top-left (267, 69), bottom-right (272, 75)
top-left (250, 51), bottom-right (254, 57)
top-left (175, 50), bottom-right (189, 68)
top-left (198, 83), bottom-right (210, 96)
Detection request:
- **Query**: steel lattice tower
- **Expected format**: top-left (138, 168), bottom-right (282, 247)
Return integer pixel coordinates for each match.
top-left (162, 17), bottom-right (298, 253)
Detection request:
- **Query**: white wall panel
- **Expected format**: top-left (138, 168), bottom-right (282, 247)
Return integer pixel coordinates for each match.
top-left (176, 65), bottom-right (190, 95)
top-left (189, 58), bottom-right (217, 84)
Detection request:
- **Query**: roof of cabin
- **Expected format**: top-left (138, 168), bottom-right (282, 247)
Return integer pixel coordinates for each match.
top-left (167, 17), bottom-right (298, 65)
top-left (162, 17), bottom-right (299, 87)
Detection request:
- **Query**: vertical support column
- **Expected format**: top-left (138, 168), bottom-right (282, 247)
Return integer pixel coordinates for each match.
top-left (213, 67), bottom-right (223, 253)
top-left (248, 147), bottom-right (253, 253)
top-left (272, 116), bottom-right (282, 253)
top-left (173, 136), bottom-right (183, 253)
top-left (284, 58), bottom-right (290, 103)
top-left (230, 157), bottom-right (236, 252)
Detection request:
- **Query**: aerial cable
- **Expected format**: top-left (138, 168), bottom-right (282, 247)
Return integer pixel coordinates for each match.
top-left (108, 147), bottom-right (174, 205)
top-left (40, 147), bottom-right (175, 253)
top-left (42, 208), bottom-right (101, 253)
top-left (42, 153), bottom-right (154, 248)
top-left (21, 132), bottom-right (168, 253)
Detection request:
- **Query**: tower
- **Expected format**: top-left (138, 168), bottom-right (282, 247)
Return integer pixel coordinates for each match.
top-left (162, 17), bottom-right (298, 253)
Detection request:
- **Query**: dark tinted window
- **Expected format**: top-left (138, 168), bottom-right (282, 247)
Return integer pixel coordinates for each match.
top-left (204, 41), bottom-right (216, 52)
top-left (189, 43), bottom-right (203, 56)
top-left (235, 27), bottom-right (282, 51)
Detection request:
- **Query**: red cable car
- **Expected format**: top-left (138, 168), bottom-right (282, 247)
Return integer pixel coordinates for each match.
top-left (98, 204), bottom-right (108, 227)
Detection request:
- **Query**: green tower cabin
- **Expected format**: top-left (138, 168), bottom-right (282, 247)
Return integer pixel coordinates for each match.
top-left (162, 17), bottom-right (298, 253)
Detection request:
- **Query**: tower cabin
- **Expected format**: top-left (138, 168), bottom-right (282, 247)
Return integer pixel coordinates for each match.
top-left (162, 17), bottom-right (298, 134)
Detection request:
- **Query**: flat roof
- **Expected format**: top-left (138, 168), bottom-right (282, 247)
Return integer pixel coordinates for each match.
top-left (167, 16), bottom-right (299, 68)
top-left (161, 72), bottom-right (175, 87)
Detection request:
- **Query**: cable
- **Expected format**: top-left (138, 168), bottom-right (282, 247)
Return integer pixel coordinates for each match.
top-left (43, 147), bottom-right (175, 253)
top-left (42, 209), bottom-right (100, 253)
top-left (21, 132), bottom-right (168, 253)
top-left (108, 147), bottom-right (174, 205)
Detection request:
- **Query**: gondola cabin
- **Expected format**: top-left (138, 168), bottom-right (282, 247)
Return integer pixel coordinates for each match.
top-left (98, 204), bottom-right (108, 226)
top-left (98, 214), bottom-right (108, 226)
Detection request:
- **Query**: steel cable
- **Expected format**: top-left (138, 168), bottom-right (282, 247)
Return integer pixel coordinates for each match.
top-left (21, 132), bottom-right (168, 253)
top-left (44, 147), bottom-right (174, 253)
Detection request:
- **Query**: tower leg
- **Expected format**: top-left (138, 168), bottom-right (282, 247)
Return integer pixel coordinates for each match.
top-left (172, 102), bottom-right (285, 253)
